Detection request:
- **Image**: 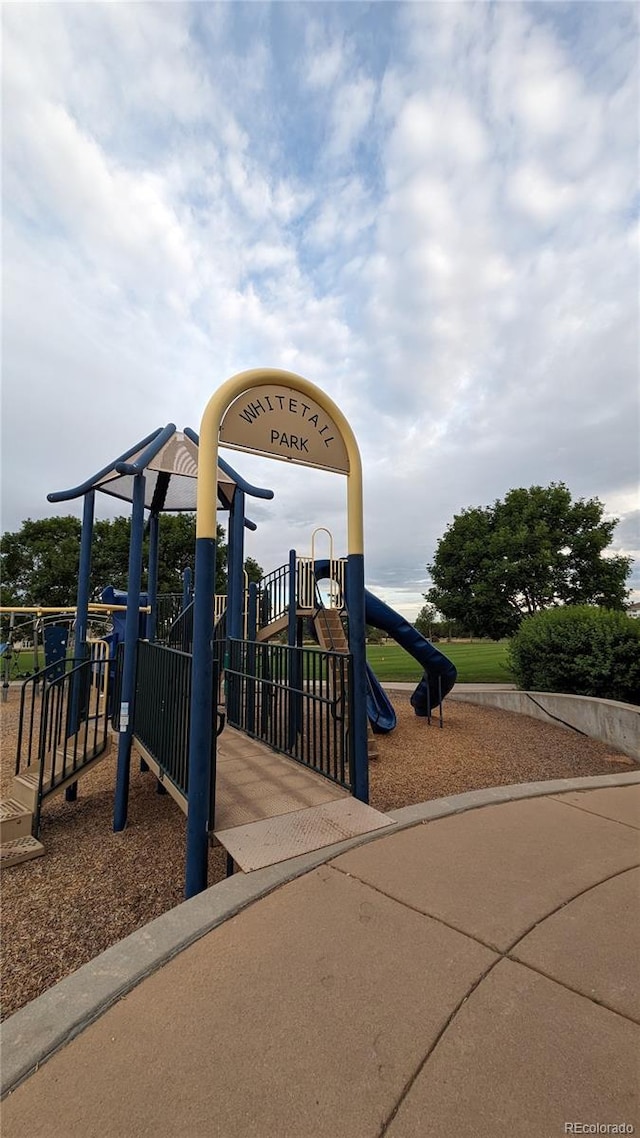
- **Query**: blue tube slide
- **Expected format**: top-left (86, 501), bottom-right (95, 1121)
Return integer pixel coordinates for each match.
top-left (365, 661), bottom-right (397, 734)
top-left (364, 591), bottom-right (457, 721)
top-left (313, 560), bottom-right (456, 733)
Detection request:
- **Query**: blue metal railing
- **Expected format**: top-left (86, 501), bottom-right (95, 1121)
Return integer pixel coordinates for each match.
top-left (13, 653), bottom-right (111, 834)
top-left (225, 639), bottom-right (353, 790)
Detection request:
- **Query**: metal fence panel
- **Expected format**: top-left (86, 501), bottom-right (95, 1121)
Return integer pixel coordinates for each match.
top-left (133, 641), bottom-right (193, 797)
top-left (225, 638), bottom-right (353, 791)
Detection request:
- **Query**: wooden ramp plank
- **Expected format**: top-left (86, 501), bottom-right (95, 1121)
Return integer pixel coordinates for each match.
top-left (215, 727), bottom-right (345, 832)
top-left (215, 798), bottom-right (392, 872)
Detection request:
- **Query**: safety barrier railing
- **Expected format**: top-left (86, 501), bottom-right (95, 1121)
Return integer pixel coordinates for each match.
top-left (133, 641), bottom-right (193, 799)
top-left (16, 661), bottom-right (66, 776)
top-left (166, 600), bottom-right (194, 653)
top-left (87, 638), bottom-right (110, 697)
top-left (26, 653), bottom-right (111, 834)
top-left (154, 593), bottom-right (186, 645)
top-left (256, 556), bottom-right (347, 636)
top-left (159, 595), bottom-right (228, 654)
top-left (295, 558), bottom-right (317, 610)
top-left (132, 640), bottom-right (223, 820)
top-left (225, 639), bottom-right (353, 790)
top-left (16, 643), bottom-right (111, 776)
top-left (256, 563), bottom-right (290, 631)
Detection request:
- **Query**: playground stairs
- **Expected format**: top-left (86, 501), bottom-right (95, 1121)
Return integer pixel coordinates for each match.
top-left (0, 781), bottom-right (44, 867)
top-left (255, 613), bottom-right (290, 642)
top-left (313, 606), bottom-right (348, 654)
top-left (0, 736), bottom-right (115, 869)
top-left (312, 609), bottom-right (379, 760)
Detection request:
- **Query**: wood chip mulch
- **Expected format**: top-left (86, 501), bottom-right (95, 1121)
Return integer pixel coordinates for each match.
top-left (1, 687), bottom-right (634, 1021)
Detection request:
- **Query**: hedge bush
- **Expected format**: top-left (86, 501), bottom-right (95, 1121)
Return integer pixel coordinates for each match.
top-left (507, 606), bottom-right (640, 704)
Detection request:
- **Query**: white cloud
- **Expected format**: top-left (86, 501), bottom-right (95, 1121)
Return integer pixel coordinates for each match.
top-left (306, 41), bottom-right (345, 90)
top-left (2, 1), bottom-right (638, 616)
top-left (507, 162), bottom-right (578, 225)
top-left (328, 75), bottom-right (376, 157)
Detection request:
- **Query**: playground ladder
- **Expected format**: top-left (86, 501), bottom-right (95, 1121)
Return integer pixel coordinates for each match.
top-left (312, 606), bottom-right (379, 761)
top-left (313, 607), bottom-right (349, 653)
top-left (0, 782), bottom-right (45, 867)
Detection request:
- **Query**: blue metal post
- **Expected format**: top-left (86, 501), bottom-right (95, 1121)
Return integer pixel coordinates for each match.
top-left (75, 490), bottom-right (95, 655)
top-left (66, 490), bottom-right (95, 802)
top-left (113, 474), bottom-right (146, 831)
top-left (227, 489), bottom-right (246, 640)
top-left (227, 489), bottom-right (245, 726)
top-left (226, 509), bottom-right (236, 640)
top-left (147, 513), bottom-right (159, 643)
top-left (185, 536), bottom-right (216, 898)
top-left (182, 566), bottom-right (192, 612)
top-left (345, 553), bottom-right (368, 803)
top-left (287, 549), bottom-right (301, 748)
top-left (246, 582), bottom-right (257, 736)
top-left (287, 549), bottom-right (297, 648)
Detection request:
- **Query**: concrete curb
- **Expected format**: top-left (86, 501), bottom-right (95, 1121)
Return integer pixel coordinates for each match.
top-left (2, 770), bottom-right (639, 1098)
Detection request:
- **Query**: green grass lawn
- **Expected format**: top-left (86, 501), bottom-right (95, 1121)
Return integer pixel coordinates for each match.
top-left (1, 648), bottom-right (46, 678)
top-left (3, 641), bottom-right (513, 685)
top-left (366, 640), bottom-right (514, 684)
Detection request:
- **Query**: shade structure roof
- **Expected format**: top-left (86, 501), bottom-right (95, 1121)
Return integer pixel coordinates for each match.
top-left (94, 431), bottom-right (235, 512)
top-left (47, 425), bottom-right (273, 513)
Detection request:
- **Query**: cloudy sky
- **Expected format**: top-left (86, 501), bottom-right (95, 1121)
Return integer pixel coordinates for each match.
top-left (2, 1), bottom-right (638, 617)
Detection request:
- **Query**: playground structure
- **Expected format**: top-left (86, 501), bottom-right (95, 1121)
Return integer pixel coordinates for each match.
top-left (0, 602), bottom-right (148, 694)
top-left (0, 369), bottom-right (457, 894)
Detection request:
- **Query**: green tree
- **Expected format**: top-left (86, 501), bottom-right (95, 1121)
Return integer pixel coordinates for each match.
top-left (426, 484), bottom-right (631, 640)
top-left (1, 514), bottom-right (262, 611)
top-left (91, 517), bottom-right (135, 594)
top-left (414, 602), bottom-right (439, 639)
top-left (0, 517), bottom-right (82, 607)
top-left (243, 556), bottom-right (263, 586)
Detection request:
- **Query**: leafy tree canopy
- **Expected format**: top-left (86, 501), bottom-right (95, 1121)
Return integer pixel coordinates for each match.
top-left (414, 603), bottom-right (439, 639)
top-left (0, 514), bottom-right (263, 609)
top-left (426, 483), bottom-right (631, 640)
top-left (243, 556), bottom-right (263, 586)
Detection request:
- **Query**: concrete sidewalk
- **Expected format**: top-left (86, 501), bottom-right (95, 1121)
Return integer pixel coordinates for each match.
top-left (2, 777), bottom-right (639, 1138)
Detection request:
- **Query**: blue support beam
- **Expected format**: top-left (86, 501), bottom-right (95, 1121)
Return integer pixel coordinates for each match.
top-left (75, 490), bottom-right (95, 655)
top-left (47, 427), bottom-right (175, 503)
top-left (345, 553), bottom-right (369, 803)
top-left (185, 536), bottom-right (217, 898)
top-left (182, 566), bottom-right (193, 611)
top-left (228, 488), bottom-right (246, 640)
top-left (147, 513), bottom-right (160, 643)
top-left (287, 549), bottom-right (302, 749)
top-left (246, 582), bottom-right (258, 736)
top-left (66, 489), bottom-right (96, 801)
top-left (113, 474), bottom-right (146, 832)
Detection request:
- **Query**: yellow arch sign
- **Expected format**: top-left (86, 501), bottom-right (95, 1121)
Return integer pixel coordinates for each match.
top-left (220, 383), bottom-right (350, 475)
top-left (197, 368), bottom-right (363, 553)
